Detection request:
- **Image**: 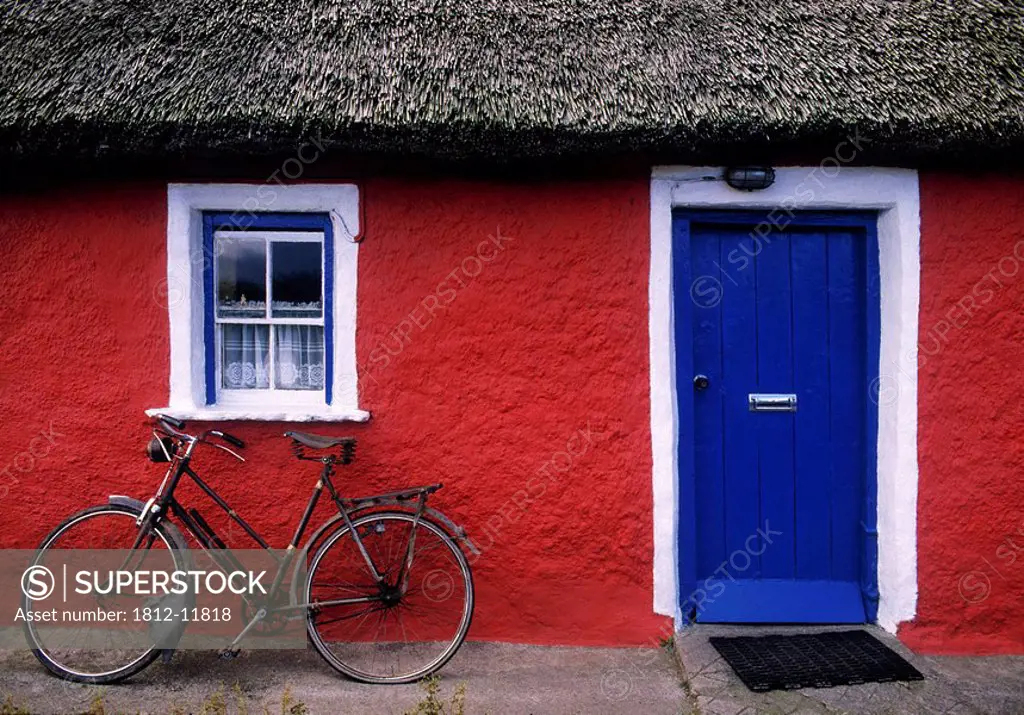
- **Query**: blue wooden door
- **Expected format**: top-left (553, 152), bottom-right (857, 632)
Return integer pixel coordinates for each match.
top-left (674, 210), bottom-right (879, 624)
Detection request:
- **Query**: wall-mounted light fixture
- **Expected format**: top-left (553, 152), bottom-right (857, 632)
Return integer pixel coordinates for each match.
top-left (723, 166), bottom-right (776, 191)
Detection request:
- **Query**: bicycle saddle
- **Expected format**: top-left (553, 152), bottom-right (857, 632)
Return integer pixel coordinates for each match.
top-left (284, 431), bottom-right (357, 450)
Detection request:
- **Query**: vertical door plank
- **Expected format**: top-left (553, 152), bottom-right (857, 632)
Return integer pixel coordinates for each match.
top-left (719, 228), bottom-right (762, 578)
top-left (791, 231), bottom-right (832, 579)
top-left (754, 231), bottom-right (796, 579)
top-left (827, 229), bottom-right (866, 582)
top-left (691, 230), bottom-right (727, 578)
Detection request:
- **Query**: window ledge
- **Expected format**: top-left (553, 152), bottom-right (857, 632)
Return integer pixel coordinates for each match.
top-left (144, 406), bottom-right (371, 423)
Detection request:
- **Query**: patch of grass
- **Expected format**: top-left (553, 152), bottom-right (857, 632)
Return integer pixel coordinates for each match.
top-left (87, 691), bottom-right (108, 715)
top-left (665, 637), bottom-right (700, 715)
top-left (0, 696), bottom-right (32, 715)
top-left (191, 684), bottom-right (306, 715)
top-left (199, 688), bottom-right (227, 715)
top-left (404, 676), bottom-right (466, 715)
top-left (679, 677), bottom-right (699, 715)
top-left (279, 685), bottom-right (308, 715)
top-left (9, 684), bottom-right (309, 715)
top-left (231, 684), bottom-right (248, 715)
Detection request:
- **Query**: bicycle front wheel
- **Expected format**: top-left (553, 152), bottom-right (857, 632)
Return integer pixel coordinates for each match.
top-left (23, 504), bottom-right (187, 683)
top-left (305, 511), bottom-right (474, 683)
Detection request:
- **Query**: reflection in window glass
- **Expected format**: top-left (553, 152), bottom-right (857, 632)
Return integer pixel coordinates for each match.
top-left (217, 239), bottom-right (266, 318)
top-left (271, 242), bottom-right (322, 318)
top-left (212, 227), bottom-right (328, 399)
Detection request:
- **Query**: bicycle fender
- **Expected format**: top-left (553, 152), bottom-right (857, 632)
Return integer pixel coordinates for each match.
top-left (288, 504), bottom-right (478, 606)
top-left (107, 495), bottom-right (194, 658)
top-left (107, 496), bottom-right (192, 554)
top-left (351, 501), bottom-right (479, 556)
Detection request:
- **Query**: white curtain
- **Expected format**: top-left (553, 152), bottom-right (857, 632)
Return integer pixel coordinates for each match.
top-left (275, 326), bottom-right (325, 390)
top-left (221, 325), bottom-right (269, 389)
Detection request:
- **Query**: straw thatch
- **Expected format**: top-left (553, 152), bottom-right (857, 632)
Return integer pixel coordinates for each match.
top-left (1, 0), bottom-right (1022, 163)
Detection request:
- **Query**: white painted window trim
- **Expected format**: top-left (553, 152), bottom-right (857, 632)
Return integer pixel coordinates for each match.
top-left (146, 183), bottom-right (370, 423)
top-left (649, 166), bottom-right (920, 633)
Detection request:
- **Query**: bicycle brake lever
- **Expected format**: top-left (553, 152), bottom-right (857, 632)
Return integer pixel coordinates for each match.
top-left (151, 430), bottom-right (174, 461)
top-left (205, 441), bottom-right (246, 463)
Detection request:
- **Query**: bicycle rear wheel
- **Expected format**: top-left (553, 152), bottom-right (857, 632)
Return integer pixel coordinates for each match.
top-left (305, 511), bottom-right (474, 683)
top-left (23, 504), bottom-right (188, 683)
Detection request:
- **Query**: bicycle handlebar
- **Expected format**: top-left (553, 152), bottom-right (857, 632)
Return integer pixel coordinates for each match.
top-left (207, 430), bottom-right (245, 449)
top-left (153, 415), bottom-right (245, 450)
top-left (158, 414), bottom-right (186, 431)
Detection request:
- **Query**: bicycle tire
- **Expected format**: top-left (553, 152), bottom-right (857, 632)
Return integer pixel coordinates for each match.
top-left (305, 511), bottom-right (474, 684)
top-left (23, 503), bottom-right (189, 684)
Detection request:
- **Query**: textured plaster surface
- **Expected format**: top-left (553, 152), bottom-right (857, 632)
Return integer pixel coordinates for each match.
top-left (0, 178), bottom-right (670, 646)
top-left (898, 173), bottom-right (1024, 655)
top-left (2, 173), bottom-right (1022, 654)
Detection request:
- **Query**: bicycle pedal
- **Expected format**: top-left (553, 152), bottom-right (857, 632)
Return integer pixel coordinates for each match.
top-left (218, 648), bottom-right (241, 660)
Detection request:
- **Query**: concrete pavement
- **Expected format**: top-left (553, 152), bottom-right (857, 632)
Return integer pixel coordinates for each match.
top-left (0, 642), bottom-right (689, 714)
top-left (3, 629), bottom-right (1023, 714)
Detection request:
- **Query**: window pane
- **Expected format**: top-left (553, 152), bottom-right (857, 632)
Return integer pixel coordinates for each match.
top-left (271, 241), bottom-right (322, 319)
top-left (275, 325), bottom-right (325, 390)
top-left (221, 324), bottom-right (270, 389)
top-left (217, 238), bottom-right (266, 318)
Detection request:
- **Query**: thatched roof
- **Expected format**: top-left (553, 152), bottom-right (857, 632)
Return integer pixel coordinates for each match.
top-left (1, 0), bottom-right (1023, 165)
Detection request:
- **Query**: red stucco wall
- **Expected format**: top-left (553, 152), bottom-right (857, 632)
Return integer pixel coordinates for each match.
top-left (0, 178), bottom-right (670, 646)
top-left (3, 171), bottom-right (1023, 653)
top-left (899, 172), bottom-right (1024, 655)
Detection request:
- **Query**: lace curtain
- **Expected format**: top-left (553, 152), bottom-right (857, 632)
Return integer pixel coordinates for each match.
top-left (275, 326), bottom-right (325, 390)
top-left (221, 325), bottom-right (324, 391)
top-left (222, 325), bottom-right (269, 389)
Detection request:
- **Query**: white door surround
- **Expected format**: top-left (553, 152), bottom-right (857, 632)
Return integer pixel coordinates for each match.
top-left (648, 166), bottom-right (921, 632)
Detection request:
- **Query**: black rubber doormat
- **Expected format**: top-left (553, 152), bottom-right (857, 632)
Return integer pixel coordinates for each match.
top-left (709, 630), bottom-right (924, 692)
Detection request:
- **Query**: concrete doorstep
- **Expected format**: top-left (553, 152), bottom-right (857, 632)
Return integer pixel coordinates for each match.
top-left (672, 624), bottom-right (1024, 715)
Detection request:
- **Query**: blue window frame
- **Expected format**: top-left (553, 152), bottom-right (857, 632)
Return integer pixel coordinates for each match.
top-left (202, 212), bottom-right (335, 406)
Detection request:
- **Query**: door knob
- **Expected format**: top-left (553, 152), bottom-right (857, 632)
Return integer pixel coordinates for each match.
top-left (693, 374), bottom-right (710, 391)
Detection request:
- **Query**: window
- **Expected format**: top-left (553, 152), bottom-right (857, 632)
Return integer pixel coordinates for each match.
top-left (149, 184), bottom-right (366, 422)
top-left (205, 213), bottom-right (333, 407)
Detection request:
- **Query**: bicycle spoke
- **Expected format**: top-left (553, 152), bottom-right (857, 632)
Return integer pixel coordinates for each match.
top-left (26, 506), bottom-right (182, 683)
top-left (313, 580), bottom-right (377, 594)
top-left (306, 513), bottom-right (472, 683)
top-left (313, 603), bottom-right (389, 629)
top-left (392, 609), bottom-right (408, 675)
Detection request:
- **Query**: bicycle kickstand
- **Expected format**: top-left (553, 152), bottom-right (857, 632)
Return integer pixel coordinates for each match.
top-left (218, 607), bottom-right (267, 659)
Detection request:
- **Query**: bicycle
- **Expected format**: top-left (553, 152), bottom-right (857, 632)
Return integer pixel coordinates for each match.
top-left (21, 414), bottom-right (476, 685)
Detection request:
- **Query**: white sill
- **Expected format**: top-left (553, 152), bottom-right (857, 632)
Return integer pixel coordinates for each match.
top-left (144, 406), bottom-right (371, 423)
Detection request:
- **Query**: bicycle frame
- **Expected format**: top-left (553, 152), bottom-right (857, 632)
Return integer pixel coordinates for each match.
top-left (25, 416), bottom-right (475, 684)
top-left (132, 436), bottom-right (436, 639)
